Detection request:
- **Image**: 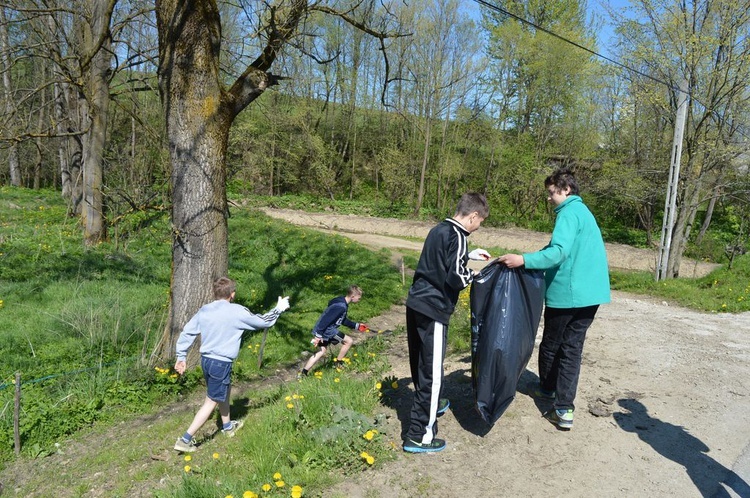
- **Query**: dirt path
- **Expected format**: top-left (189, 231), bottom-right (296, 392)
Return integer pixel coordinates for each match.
top-left (259, 208), bottom-right (720, 277)
top-left (263, 208), bottom-right (750, 498)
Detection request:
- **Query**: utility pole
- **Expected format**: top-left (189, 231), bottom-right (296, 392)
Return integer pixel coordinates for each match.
top-left (656, 80), bottom-right (689, 281)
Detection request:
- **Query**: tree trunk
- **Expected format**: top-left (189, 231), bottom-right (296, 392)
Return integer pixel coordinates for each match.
top-left (696, 185), bottom-right (721, 244)
top-left (155, 0), bottom-right (232, 364)
top-left (80, 0), bottom-right (113, 245)
top-left (0, 7), bottom-right (21, 187)
top-left (667, 175), bottom-right (703, 278)
top-left (415, 115), bottom-right (431, 215)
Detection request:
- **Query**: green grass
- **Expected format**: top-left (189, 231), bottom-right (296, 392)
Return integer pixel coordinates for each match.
top-left (610, 254), bottom-right (750, 312)
top-left (0, 187), bottom-right (407, 466)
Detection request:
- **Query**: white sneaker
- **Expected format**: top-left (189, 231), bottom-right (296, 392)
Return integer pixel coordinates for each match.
top-left (222, 420), bottom-right (244, 437)
top-left (174, 437), bottom-right (197, 452)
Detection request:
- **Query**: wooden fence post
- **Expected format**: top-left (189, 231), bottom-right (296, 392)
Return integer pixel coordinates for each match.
top-left (14, 372), bottom-right (21, 455)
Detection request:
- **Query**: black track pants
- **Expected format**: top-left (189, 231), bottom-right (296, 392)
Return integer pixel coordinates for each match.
top-left (406, 306), bottom-right (447, 444)
top-left (538, 305), bottom-right (599, 411)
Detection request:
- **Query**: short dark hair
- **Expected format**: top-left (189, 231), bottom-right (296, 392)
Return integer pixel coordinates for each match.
top-left (347, 285), bottom-right (363, 297)
top-left (455, 192), bottom-right (489, 218)
top-left (545, 168), bottom-right (580, 196)
top-left (213, 277), bottom-right (236, 299)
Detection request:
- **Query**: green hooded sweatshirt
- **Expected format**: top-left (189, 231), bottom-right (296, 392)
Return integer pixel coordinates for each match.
top-left (523, 195), bottom-right (611, 308)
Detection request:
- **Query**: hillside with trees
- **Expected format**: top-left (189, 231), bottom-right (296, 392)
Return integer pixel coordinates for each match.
top-left (1, 0), bottom-right (749, 352)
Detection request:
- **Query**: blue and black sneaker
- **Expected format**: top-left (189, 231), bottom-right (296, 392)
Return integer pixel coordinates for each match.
top-left (403, 438), bottom-right (446, 453)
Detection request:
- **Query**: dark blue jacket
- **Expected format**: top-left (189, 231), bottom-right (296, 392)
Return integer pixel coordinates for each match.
top-left (312, 296), bottom-right (356, 340)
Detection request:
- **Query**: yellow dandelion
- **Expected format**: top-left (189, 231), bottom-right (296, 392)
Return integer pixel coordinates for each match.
top-left (366, 455), bottom-right (375, 465)
top-left (353, 353), bottom-right (358, 357)
top-left (291, 485), bottom-right (303, 498)
top-left (375, 382), bottom-right (382, 390)
top-left (292, 394), bottom-right (299, 399)
top-left (243, 492), bottom-right (258, 498)
top-left (273, 472), bottom-right (282, 481)
top-left (213, 452), bottom-right (220, 459)
top-left (184, 455), bottom-right (192, 462)
top-left (262, 483), bottom-right (272, 492)
top-left (275, 480), bottom-right (286, 488)
top-left (285, 396), bottom-right (292, 401)
top-left (287, 403), bottom-right (294, 409)
top-left (391, 381), bottom-right (398, 389)
top-left (226, 495), bottom-right (234, 498)
top-left (363, 430), bottom-right (375, 441)
top-left (334, 378), bottom-right (340, 383)
top-left (722, 304), bottom-right (727, 308)
top-left (184, 465), bottom-right (191, 473)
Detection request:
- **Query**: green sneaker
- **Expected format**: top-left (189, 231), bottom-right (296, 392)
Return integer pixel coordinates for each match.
top-left (174, 437), bottom-right (197, 452)
top-left (222, 420), bottom-right (244, 437)
top-left (403, 438), bottom-right (446, 453)
top-left (437, 398), bottom-right (450, 416)
top-left (544, 409), bottom-right (574, 430)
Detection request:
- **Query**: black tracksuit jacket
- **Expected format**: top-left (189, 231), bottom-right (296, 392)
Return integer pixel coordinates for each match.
top-left (405, 218), bottom-right (474, 323)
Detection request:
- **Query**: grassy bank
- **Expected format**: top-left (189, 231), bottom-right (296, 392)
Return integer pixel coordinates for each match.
top-left (0, 187), bottom-right (406, 469)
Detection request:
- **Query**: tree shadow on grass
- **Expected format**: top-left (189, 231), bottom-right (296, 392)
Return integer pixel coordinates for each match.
top-left (614, 398), bottom-right (750, 498)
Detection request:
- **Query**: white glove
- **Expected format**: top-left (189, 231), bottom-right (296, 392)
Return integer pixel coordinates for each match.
top-left (275, 296), bottom-right (290, 312)
top-left (468, 248), bottom-right (491, 261)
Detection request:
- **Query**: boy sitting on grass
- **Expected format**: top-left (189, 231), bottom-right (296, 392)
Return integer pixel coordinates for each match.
top-left (298, 285), bottom-right (368, 378)
top-left (173, 277), bottom-right (290, 452)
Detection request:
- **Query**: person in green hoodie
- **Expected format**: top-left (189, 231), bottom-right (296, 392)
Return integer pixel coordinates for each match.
top-left (498, 168), bottom-right (610, 430)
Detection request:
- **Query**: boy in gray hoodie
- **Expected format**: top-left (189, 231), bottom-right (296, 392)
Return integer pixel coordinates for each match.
top-left (173, 277), bottom-right (290, 452)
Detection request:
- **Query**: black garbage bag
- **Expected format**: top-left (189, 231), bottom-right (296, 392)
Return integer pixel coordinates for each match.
top-left (470, 262), bottom-right (545, 425)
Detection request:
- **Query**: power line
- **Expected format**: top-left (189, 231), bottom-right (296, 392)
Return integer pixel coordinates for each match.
top-left (477, 0), bottom-right (750, 144)
top-left (473, 0), bottom-right (685, 95)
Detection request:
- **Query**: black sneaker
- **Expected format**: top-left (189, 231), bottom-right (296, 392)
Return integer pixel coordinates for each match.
top-left (437, 398), bottom-right (450, 416)
top-left (402, 438), bottom-right (446, 453)
top-left (530, 385), bottom-right (556, 400)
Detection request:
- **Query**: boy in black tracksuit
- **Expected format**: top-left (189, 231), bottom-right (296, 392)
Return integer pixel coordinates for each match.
top-left (403, 193), bottom-right (490, 453)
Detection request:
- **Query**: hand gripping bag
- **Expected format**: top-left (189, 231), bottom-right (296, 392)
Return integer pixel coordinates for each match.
top-left (470, 262), bottom-right (544, 425)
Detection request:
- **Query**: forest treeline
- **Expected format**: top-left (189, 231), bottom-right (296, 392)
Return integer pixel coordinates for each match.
top-left (1, 0), bottom-right (749, 272)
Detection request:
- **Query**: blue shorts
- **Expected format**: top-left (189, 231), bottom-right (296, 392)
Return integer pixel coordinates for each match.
top-left (321, 330), bottom-right (346, 347)
top-left (201, 356), bottom-right (233, 403)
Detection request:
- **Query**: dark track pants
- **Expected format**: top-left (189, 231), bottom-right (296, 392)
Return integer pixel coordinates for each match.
top-left (538, 305), bottom-right (599, 411)
top-left (406, 306), bottom-right (447, 444)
